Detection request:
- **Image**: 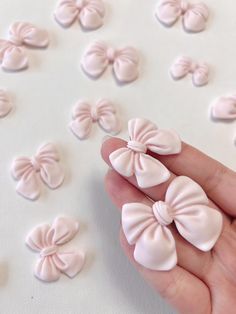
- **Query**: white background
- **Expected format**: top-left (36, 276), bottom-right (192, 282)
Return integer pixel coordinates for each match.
top-left (0, 1), bottom-right (236, 313)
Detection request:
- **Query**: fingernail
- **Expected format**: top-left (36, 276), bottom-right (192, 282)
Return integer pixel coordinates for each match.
top-left (102, 135), bottom-right (112, 143)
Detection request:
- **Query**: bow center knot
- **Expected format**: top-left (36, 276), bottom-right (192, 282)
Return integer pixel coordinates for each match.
top-left (40, 245), bottom-right (58, 258)
top-left (189, 62), bottom-right (198, 73)
top-left (90, 106), bottom-right (99, 122)
top-left (76, 0), bottom-right (86, 9)
top-left (153, 201), bottom-right (174, 226)
top-left (31, 157), bottom-right (41, 172)
top-left (127, 140), bottom-right (147, 154)
top-left (106, 48), bottom-right (116, 63)
top-left (180, 0), bottom-right (189, 13)
top-left (8, 35), bottom-right (23, 46)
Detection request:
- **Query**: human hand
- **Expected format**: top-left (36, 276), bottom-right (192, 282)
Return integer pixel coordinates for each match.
top-left (101, 137), bottom-right (236, 314)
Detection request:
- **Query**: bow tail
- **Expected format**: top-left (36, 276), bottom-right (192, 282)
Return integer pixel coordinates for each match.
top-left (16, 169), bottom-right (40, 200)
top-left (135, 154), bottom-right (170, 188)
top-left (0, 42), bottom-right (28, 71)
top-left (40, 162), bottom-right (64, 190)
top-left (134, 223), bottom-right (177, 271)
top-left (53, 252), bottom-right (85, 278)
top-left (175, 205), bottom-right (223, 252)
top-left (69, 116), bottom-right (93, 140)
top-left (34, 256), bottom-right (61, 282)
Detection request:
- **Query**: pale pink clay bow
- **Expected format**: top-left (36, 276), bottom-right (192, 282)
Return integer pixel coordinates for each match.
top-left (109, 118), bottom-right (182, 188)
top-left (26, 216), bottom-right (85, 282)
top-left (0, 22), bottom-right (49, 71)
top-left (211, 95), bottom-right (236, 120)
top-left (54, 0), bottom-right (105, 29)
top-left (81, 41), bottom-right (139, 83)
top-left (11, 143), bottom-right (65, 201)
top-left (122, 176), bottom-right (223, 271)
top-left (70, 99), bottom-right (121, 140)
top-left (170, 56), bottom-right (209, 87)
top-left (156, 0), bottom-right (209, 33)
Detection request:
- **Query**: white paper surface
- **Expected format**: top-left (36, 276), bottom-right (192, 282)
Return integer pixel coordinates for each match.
top-left (0, 0), bottom-right (235, 313)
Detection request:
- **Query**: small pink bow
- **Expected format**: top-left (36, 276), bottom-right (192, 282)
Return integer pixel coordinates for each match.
top-left (109, 118), bottom-right (182, 188)
top-left (26, 216), bottom-right (85, 282)
top-left (122, 176), bottom-right (223, 271)
top-left (11, 143), bottom-right (65, 201)
top-left (69, 99), bottom-right (121, 140)
top-left (155, 0), bottom-right (209, 33)
top-left (211, 95), bottom-right (236, 121)
top-left (0, 89), bottom-right (12, 118)
top-left (170, 56), bottom-right (209, 87)
top-left (81, 41), bottom-right (139, 83)
top-left (54, 0), bottom-right (105, 29)
top-left (0, 22), bottom-right (49, 71)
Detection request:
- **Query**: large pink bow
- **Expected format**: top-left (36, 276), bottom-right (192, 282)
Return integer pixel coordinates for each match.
top-left (211, 95), bottom-right (236, 121)
top-left (54, 0), bottom-right (105, 29)
top-left (0, 22), bottom-right (49, 71)
top-left (11, 143), bottom-right (65, 201)
top-left (155, 0), bottom-right (209, 33)
top-left (122, 176), bottom-right (223, 271)
top-left (170, 56), bottom-right (209, 87)
top-left (69, 99), bottom-right (121, 140)
top-left (81, 41), bottom-right (139, 83)
top-left (109, 118), bottom-right (182, 188)
top-left (26, 216), bottom-right (85, 282)
top-left (0, 89), bottom-right (12, 118)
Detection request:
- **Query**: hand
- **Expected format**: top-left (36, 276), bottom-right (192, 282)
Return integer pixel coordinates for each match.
top-left (101, 137), bottom-right (236, 314)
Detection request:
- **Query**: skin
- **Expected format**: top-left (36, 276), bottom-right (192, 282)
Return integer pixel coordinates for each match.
top-left (101, 137), bottom-right (236, 314)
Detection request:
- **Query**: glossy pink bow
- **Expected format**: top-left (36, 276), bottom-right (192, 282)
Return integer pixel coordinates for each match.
top-left (54, 0), bottom-right (105, 29)
top-left (0, 22), bottom-right (49, 71)
top-left (70, 99), bottom-right (121, 140)
top-left (122, 176), bottom-right (223, 271)
top-left (81, 41), bottom-right (139, 83)
top-left (11, 143), bottom-right (65, 201)
top-left (0, 89), bottom-right (12, 118)
top-left (26, 216), bottom-right (85, 282)
top-left (170, 56), bottom-right (209, 87)
top-left (109, 118), bottom-right (181, 188)
top-left (211, 95), bottom-right (236, 120)
top-left (156, 0), bottom-right (209, 33)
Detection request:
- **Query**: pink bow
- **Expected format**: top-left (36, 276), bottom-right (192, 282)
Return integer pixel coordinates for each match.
top-left (211, 95), bottom-right (236, 120)
top-left (26, 216), bottom-right (85, 282)
top-left (11, 143), bottom-right (65, 201)
top-left (155, 0), bottom-right (209, 33)
top-left (170, 56), bottom-right (209, 87)
top-left (122, 176), bottom-right (223, 271)
top-left (109, 118), bottom-right (182, 188)
top-left (69, 99), bottom-right (121, 140)
top-left (81, 41), bottom-right (139, 83)
top-left (54, 0), bottom-right (105, 29)
top-left (0, 22), bottom-right (49, 71)
top-left (0, 89), bottom-right (12, 118)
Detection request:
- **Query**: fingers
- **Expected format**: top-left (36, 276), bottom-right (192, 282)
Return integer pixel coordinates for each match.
top-left (105, 169), bottom-right (214, 281)
top-left (119, 231), bottom-right (211, 314)
top-left (155, 143), bottom-right (236, 218)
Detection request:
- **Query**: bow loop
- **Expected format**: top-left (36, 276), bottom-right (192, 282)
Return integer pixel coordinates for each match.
top-left (50, 216), bottom-right (79, 245)
top-left (81, 41), bottom-right (139, 83)
top-left (0, 89), bottom-right (12, 118)
top-left (211, 95), bottom-right (236, 120)
top-left (156, 0), bottom-right (209, 33)
top-left (110, 119), bottom-right (181, 188)
top-left (8, 22), bottom-right (49, 48)
top-left (192, 62), bottom-right (209, 86)
top-left (0, 40), bottom-right (28, 71)
top-left (54, 0), bottom-right (105, 29)
top-left (122, 176), bottom-right (223, 271)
